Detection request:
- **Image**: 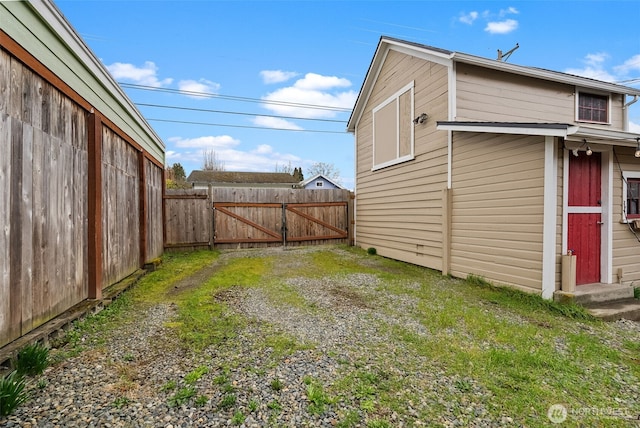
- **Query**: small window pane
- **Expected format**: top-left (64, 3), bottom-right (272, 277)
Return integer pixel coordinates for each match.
top-left (578, 93), bottom-right (608, 123)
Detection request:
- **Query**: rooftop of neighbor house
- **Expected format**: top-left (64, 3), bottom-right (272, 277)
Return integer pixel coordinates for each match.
top-left (187, 170), bottom-right (300, 184)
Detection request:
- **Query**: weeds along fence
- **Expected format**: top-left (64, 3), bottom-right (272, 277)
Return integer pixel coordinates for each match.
top-left (164, 188), bottom-right (354, 250)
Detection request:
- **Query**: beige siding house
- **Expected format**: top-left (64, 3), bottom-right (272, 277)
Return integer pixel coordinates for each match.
top-left (347, 37), bottom-right (640, 299)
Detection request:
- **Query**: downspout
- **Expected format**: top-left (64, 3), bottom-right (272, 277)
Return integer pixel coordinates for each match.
top-left (623, 95), bottom-right (638, 132)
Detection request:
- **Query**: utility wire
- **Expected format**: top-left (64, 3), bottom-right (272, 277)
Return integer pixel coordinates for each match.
top-left (146, 118), bottom-right (348, 134)
top-left (136, 102), bottom-right (348, 123)
top-left (119, 83), bottom-right (352, 112)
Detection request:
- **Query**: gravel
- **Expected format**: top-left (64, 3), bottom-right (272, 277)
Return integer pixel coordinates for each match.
top-left (2, 246), bottom-right (639, 427)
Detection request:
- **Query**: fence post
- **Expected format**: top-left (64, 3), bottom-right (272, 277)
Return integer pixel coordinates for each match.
top-left (282, 202), bottom-right (287, 247)
top-left (209, 185), bottom-right (214, 249)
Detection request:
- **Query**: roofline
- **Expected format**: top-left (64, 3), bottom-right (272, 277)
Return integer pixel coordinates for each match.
top-left (300, 173), bottom-right (346, 189)
top-left (348, 36), bottom-right (640, 133)
top-left (451, 51), bottom-right (640, 97)
top-left (436, 121), bottom-right (640, 146)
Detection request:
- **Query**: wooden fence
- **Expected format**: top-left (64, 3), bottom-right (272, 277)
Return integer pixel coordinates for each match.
top-left (164, 188), bottom-right (354, 249)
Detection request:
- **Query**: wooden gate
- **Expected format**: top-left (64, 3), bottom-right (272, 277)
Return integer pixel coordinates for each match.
top-left (213, 201), bottom-right (349, 247)
top-left (164, 188), bottom-right (353, 250)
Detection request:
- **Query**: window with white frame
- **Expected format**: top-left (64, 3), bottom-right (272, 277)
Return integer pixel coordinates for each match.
top-left (622, 171), bottom-right (640, 220)
top-left (372, 81), bottom-right (414, 170)
top-left (315, 181), bottom-right (323, 187)
top-left (577, 91), bottom-right (609, 124)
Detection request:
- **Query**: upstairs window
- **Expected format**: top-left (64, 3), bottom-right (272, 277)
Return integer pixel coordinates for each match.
top-left (577, 92), bottom-right (609, 124)
top-left (372, 81), bottom-right (414, 170)
top-left (316, 181), bottom-right (323, 187)
top-left (622, 172), bottom-right (640, 220)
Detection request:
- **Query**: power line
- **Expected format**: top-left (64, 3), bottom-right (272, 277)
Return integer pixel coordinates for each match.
top-left (119, 83), bottom-right (352, 112)
top-left (146, 118), bottom-right (349, 134)
top-left (136, 102), bottom-right (348, 123)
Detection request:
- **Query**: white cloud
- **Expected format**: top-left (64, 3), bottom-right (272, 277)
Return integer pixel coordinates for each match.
top-left (459, 11), bottom-right (478, 25)
top-left (253, 116), bottom-right (303, 130)
top-left (293, 73), bottom-right (351, 91)
top-left (485, 19), bottom-right (518, 34)
top-left (261, 73), bottom-right (357, 119)
top-left (564, 52), bottom-right (616, 82)
top-left (107, 61), bottom-right (173, 87)
top-left (168, 135), bottom-right (240, 149)
top-left (499, 7), bottom-right (519, 16)
top-left (614, 54), bottom-right (640, 76)
top-left (254, 144), bottom-right (273, 154)
top-left (629, 121), bottom-right (640, 133)
top-left (260, 70), bottom-right (299, 84)
top-left (177, 79), bottom-right (221, 98)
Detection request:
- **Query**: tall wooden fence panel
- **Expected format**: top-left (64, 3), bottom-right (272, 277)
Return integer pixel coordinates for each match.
top-left (164, 189), bottom-right (211, 249)
top-left (145, 158), bottom-right (164, 260)
top-left (0, 54), bottom-right (89, 347)
top-left (163, 188), bottom-right (354, 250)
top-left (101, 127), bottom-right (140, 287)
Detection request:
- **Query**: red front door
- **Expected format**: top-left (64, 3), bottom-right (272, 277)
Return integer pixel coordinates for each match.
top-left (567, 152), bottom-right (601, 285)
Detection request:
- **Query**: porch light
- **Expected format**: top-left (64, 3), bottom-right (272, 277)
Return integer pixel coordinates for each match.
top-left (635, 138), bottom-right (640, 158)
top-left (586, 145), bottom-right (593, 156)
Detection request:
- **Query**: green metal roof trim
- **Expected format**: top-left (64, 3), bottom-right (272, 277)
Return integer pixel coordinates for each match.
top-left (1, 0), bottom-right (165, 163)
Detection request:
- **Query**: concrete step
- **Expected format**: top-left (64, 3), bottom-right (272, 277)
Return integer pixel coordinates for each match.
top-left (554, 283), bottom-right (634, 305)
top-left (585, 299), bottom-right (640, 322)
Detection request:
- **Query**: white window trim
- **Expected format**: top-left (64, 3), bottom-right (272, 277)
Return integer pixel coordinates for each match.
top-left (315, 181), bottom-right (323, 187)
top-left (372, 81), bottom-right (415, 171)
top-left (575, 88), bottom-right (611, 125)
top-left (621, 171), bottom-right (640, 222)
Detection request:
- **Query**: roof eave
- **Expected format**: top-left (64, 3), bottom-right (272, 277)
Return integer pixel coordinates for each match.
top-left (452, 52), bottom-right (640, 97)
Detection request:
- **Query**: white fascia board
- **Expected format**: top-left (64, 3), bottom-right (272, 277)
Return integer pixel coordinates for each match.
top-left (436, 123), bottom-right (576, 137)
top-left (452, 52), bottom-right (640, 97)
top-left (567, 126), bottom-right (640, 145)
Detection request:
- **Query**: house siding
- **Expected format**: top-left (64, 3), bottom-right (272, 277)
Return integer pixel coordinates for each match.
top-left (355, 50), bottom-right (449, 270)
top-left (455, 63), bottom-right (624, 129)
top-left (450, 132), bottom-right (546, 292)
top-left (612, 147), bottom-right (640, 284)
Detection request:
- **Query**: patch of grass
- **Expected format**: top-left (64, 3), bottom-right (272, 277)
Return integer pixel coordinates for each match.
top-left (634, 287), bottom-right (640, 299)
top-left (194, 395), bottom-right (208, 407)
top-left (219, 393), bottom-right (237, 409)
top-left (231, 410), bottom-right (245, 425)
top-left (337, 410), bottom-right (361, 428)
top-left (0, 371), bottom-right (29, 417)
top-left (167, 386), bottom-right (196, 407)
top-left (131, 250), bottom-right (220, 303)
top-left (184, 365), bottom-right (209, 384)
top-left (112, 396), bottom-right (131, 408)
top-left (270, 378), bottom-right (284, 391)
top-left (267, 399), bottom-right (282, 412)
top-left (173, 257), bottom-right (267, 350)
top-left (367, 420), bottom-right (391, 428)
top-left (465, 274), bottom-right (595, 321)
top-left (160, 380), bottom-right (177, 392)
top-left (305, 378), bottom-right (332, 414)
top-left (14, 343), bottom-right (49, 377)
top-left (248, 399), bottom-right (259, 412)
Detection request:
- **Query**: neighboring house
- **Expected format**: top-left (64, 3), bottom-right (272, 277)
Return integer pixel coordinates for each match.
top-left (347, 36), bottom-right (640, 300)
top-left (187, 170), bottom-right (301, 189)
top-left (1, 0), bottom-right (165, 348)
top-left (300, 174), bottom-right (345, 190)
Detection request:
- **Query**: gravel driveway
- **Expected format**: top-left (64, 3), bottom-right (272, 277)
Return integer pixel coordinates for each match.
top-left (2, 246), bottom-right (639, 427)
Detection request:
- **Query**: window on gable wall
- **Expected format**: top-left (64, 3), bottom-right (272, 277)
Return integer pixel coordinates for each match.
top-left (372, 81), bottom-right (415, 170)
top-left (577, 92), bottom-right (609, 124)
top-left (622, 172), bottom-right (640, 220)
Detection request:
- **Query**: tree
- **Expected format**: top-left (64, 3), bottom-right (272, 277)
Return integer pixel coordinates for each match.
top-left (274, 161), bottom-right (294, 174)
top-left (172, 163), bottom-right (186, 182)
top-left (202, 149), bottom-right (225, 171)
top-left (307, 162), bottom-right (340, 184)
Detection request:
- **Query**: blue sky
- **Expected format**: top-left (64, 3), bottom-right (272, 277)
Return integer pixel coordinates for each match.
top-left (55, 0), bottom-right (640, 190)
